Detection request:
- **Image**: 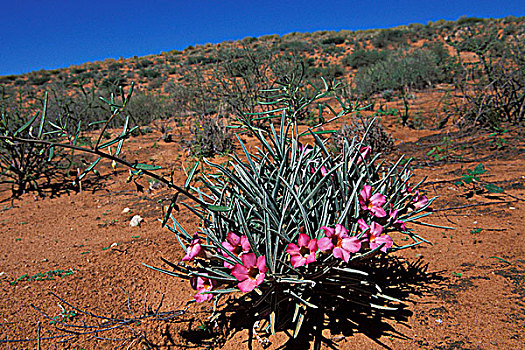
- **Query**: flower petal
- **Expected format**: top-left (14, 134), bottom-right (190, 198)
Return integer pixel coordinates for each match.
top-left (370, 193), bottom-right (386, 206)
top-left (182, 242), bottom-right (201, 261)
top-left (332, 247), bottom-right (344, 260)
top-left (305, 252), bottom-right (317, 265)
top-left (222, 242), bottom-right (235, 254)
top-left (360, 185), bottom-right (372, 204)
top-left (360, 146), bottom-right (371, 161)
top-left (371, 234), bottom-right (393, 253)
top-left (194, 291), bottom-right (213, 303)
top-left (357, 219), bottom-right (369, 232)
top-left (286, 243), bottom-right (300, 254)
top-left (320, 226), bottom-right (335, 238)
top-left (240, 235), bottom-right (251, 252)
top-left (341, 236), bottom-right (361, 253)
top-left (231, 264), bottom-right (249, 281)
top-left (335, 224), bottom-right (349, 238)
top-left (297, 233), bottom-right (310, 247)
top-left (255, 271), bottom-right (266, 287)
top-left (307, 238), bottom-right (318, 252)
top-left (241, 253), bottom-right (257, 268)
top-left (226, 232), bottom-right (240, 246)
top-left (291, 255), bottom-right (306, 268)
top-left (370, 222), bottom-right (383, 236)
top-left (320, 165), bottom-right (329, 177)
top-left (371, 206), bottom-right (387, 218)
top-left (318, 237), bottom-right (334, 251)
top-left (257, 255), bottom-right (268, 274)
top-left (238, 278), bottom-right (257, 292)
top-left (339, 248), bottom-right (350, 263)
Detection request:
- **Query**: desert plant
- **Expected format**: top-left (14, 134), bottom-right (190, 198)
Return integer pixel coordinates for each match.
top-left (188, 115), bottom-right (234, 157)
top-left (342, 48), bottom-right (388, 69)
top-left (353, 48), bottom-right (447, 125)
top-left (453, 163), bottom-right (504, 196)
top-left (320, 35), bottom-right (346, 45)
top-left (0, 91), bottom-right (72, 196)
top-left (353, 48), bottom-right (445, 99)
top-left (329, 116), bottom-right (395, 155)
top-left (372, 28), bottom-right (409, 48)
top-left (0, 84), bottom-right (152, 198)
top-left (148, 79), bottom-right (439, 345)
top-left (448, 26), bottom-right (525, 130)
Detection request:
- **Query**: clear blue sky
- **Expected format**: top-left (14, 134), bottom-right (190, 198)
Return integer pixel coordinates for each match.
top-left (1, 0), bottom-right (524, 77)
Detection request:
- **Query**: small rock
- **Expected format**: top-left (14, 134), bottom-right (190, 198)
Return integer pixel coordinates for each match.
top-left (129, 215), bottom-right (143, 227)
top-left (122, 207), bottom-right (131, 214)
top-left (149, 181), bottom-right (165, 191)
top-left (42, 259), bottom-right (48, 262)
top-left (110, 242), bottom-right (118, 248)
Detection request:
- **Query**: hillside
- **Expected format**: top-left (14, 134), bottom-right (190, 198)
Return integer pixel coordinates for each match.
top-left (1, 15), bottom-right (523, 131)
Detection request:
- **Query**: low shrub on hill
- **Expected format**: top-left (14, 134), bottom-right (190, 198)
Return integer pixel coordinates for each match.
top-left (353, 48), bottom-right (446, 99)
top-left (342, 49), bottom-right (389, 69)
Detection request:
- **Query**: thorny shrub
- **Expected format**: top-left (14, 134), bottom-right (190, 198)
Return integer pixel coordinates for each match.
top-left (448, 26), bottom-right (525, 130)
top-left (329, 116), bottom-right (395, 155)
top-left (188, 115), bottom-right (234, 157)
top-left (0, 85), bottom-right (139, 197)
top-left (0, 92), bottom-right (71, 196)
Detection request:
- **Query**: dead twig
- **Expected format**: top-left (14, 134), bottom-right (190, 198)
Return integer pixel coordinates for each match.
top-left (1, 291), bottom-right (186, 348)
top-left (433, 200), bottom-right (517, 212)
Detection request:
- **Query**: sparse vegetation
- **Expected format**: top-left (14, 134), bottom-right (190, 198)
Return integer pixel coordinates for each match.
top-left (329, 116), bottom-right (395, 154)
top-left (187, 115), bottom-right (234, 157)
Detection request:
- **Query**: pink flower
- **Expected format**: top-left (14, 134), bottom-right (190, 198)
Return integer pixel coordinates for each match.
top-left (412, 191), bottom-right (429, 210)
top-left (310, 164), bottom-right (330, 177)
top-left (319, 224), bottom-right (361, 263)
top-left (190, 274), bottom-right (214, 303)
top-left (356, 146), bottom-right (371, 165)
top-left (371, 234), bottom-right (393, 252)
top-left (298, 143), bottom-right (314, 156)
top-left (231, 253), bottom-right (267, 293)
top-left (359, 185), bottom-right (387, 217)
top-left (402, 184), bottom-right (412, 195)
top-left (182, 234), bottom-right (202, 261)
top-left (286, 234), bottom-right (318, 268)
top-left (358, 219), bottom-right (392, 253)
top-left (388, 205), bottom-right (407, 231)
top-left (221, 232), bottom-right (251, 268)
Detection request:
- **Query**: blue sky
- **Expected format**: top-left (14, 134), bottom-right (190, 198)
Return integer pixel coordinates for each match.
top-left (1, 0), bottom-right (524, 76)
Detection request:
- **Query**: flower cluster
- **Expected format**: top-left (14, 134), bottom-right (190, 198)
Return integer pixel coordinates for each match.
top-left (283, 181), bottom-right (430, 269)
top-left (183, 177), bottom-right (431, 302)
top-left (183, 232), bottom-right (268, 302)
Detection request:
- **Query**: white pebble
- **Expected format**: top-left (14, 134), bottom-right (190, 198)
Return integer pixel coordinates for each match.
top-left (129, 215), bottom-right (143, 227)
